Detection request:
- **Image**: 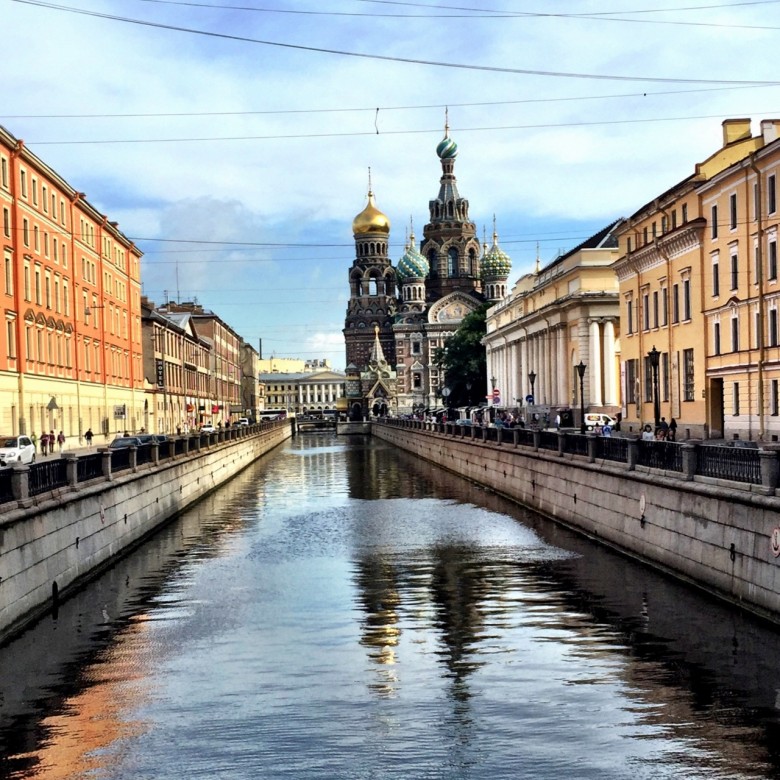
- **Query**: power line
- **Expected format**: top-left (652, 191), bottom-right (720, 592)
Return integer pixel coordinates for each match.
top-left (13, 0), bottom-right (780, 86)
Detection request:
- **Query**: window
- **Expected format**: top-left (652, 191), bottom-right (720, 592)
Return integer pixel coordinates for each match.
top-left (671, 210), bottom-right (678, 229)
top-left (626, 298), bottom-right (634, 334)
top-left (643, 356), bottom-right (653, 402)
top-left (661, 287), bottom-right (668, 326)
top-left (20, 170), bottom-right (27, 198)
top-left (4, 253), bottom-right (11, 295)
top-left (770, 174), bottom-right (777, 214)
top-left (413, 373), bottom-right (422, 389)
top-left (447, 247), bottom-right (458, 277)
top-left (642, 292), bottom-right (649, 330)
top-left (23, 218), bottom-right (29, 247)
top-left (755, 243), bottom-right (761, 283)
top-left (411, 340), bottom-right (421, 355)
top-left (730, 251), bottom-right (738, 290)
top-left (771, 309), bottom-right (779, 347)
top-left (731, 315), bottom-right (739, 352)
top-left (770, 240), bottom-right (778, 281)
top-left (711, 204), bottom-right (718, 238)
top-left (23, 264), bottom-right (30, 301)
top-left (34, 267), bottom-right (41, 305)
top-left (662, 352), bottom-right (670, 401)
top-left (733, 382), bottom-right (740, 416)
top-left (672, 284), bottom-right (680, 323)
top-left (682, 203), bottom-right (688, 223)
top-left (714, 322), bottom-right (721, 355)
top-left (0, 157), bottom-right (7, 188)
top-left (6, 320), bottom-right (15, 359)
top-left (772, 379), bottom-right (779, 416)
top-left (730, 193), bottom-right (737, 230)
top-left (42, 185), bottom-right (48, 212)
top-left (683, 279), bottom-right (691, 320)
top-left (683, 348), bottom-right (695, 401)
top-left (653, 291), bottom-right (659, 328)
top-left (712, 255), bottom-right (720, 296)
top-left (626, 359), bottom-right (638, 404)
top-left (2, 207), bottom-right (9, 238)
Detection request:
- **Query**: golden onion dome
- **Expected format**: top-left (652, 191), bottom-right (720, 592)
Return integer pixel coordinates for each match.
top-left (352, 191), bottom-right (391, 235)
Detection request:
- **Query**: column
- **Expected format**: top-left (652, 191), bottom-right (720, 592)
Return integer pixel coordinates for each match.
top-left (603, 319), bottom-right (617, 406)
top-left (589, 319), bottom-right (603, 406)
top-left (557, 327), bottom-right (567, 408)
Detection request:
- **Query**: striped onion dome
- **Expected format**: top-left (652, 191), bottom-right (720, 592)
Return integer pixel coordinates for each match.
top-left (396, 233), bottom-right (429, 280)
top-left (436, 129), bottom-right (458, 160)
top-left (481, 230), bottom-right (512, 279)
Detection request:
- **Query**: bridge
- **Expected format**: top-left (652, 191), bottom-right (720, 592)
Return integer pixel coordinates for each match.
top-left (296, 418), bottom-right (337, 433)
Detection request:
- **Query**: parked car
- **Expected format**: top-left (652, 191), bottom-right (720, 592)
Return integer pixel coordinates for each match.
top-left (108, 436), bottom-right (144, 449)
top-left (237, 417), bottom-right (250, 426)
top-left (200, 424), bottom-right (216, 434)
top-left (0, 435), bottom-right (36, 466)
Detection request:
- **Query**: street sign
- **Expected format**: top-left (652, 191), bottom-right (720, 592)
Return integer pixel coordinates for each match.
top-left (525, 394), bottom-right (534, 404)
top-left (492, 388), bottom-right (500, 397)
top-left (493, 396), bottom-right (501, 405)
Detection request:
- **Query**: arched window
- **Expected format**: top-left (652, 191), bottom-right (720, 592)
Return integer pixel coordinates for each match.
top-left (469, 248), bottom-right (477, 276)
top-left (448, 247), bottom-right (458, 277)
top-left (428, 249), bottom-right (438, 278)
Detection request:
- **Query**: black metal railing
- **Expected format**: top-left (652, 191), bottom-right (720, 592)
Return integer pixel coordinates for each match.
top-left (697, 445), bottom-right (762, 484)
top-left (77, 453), bottom-right (104, 482)
top-left (28, 459), bottom-right (68, 497)
top-left (638, 440), bottom-right (683, 472)
top-left (0, 469), bottom-right (14, 504)
top-left (379, 418), bottom-right (771, 488)
top-left (136, 444), bottom-right (154, 466)
top-left (111, 448), bottom-right (133, 473)
top-left (596, 436), bottom-right (629, 463)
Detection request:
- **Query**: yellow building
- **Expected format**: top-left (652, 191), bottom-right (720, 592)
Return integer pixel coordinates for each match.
top-left (614, 118), bottom-right (780, 440)
top-left (484, 223), bottom-right (622, 423)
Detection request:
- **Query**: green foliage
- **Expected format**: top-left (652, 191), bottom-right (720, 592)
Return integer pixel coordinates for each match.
top-left (433, 304), bottom-right (489, 407)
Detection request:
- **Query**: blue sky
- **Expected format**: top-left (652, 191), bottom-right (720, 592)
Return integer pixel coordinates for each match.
top-left (6, 0), bottom-right (780, 369)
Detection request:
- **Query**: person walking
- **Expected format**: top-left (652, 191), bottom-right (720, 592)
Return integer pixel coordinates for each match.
top-left (668, 418), bottom-right (678, 442)
top-left (40, 431), bottom-right (48, 456)
top-left (30, 431), bottom-right (37, 451)
top-left (85, 428), bottom-right (93, 448)
top-left (57, 431), bottom-right (65, 453)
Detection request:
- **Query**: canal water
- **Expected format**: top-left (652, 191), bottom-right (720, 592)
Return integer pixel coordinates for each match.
top-left (2, 435), bottom-right (780, 779)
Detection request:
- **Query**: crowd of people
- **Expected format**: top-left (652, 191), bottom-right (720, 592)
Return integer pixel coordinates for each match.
top-left (641, 417), bottom-right (678, 441)
top-left (30, 430), bottom-right (66, 456)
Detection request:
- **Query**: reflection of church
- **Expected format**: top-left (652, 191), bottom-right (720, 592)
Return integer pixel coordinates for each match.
top-left (343, 121), bottom-right (512, 417)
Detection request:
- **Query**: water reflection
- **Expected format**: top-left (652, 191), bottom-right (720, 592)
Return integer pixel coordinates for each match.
top-left (2, 435), bottom-right (780, 778)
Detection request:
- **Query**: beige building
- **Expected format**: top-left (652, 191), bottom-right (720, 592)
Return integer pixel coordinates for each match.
top-left (260, 369), bottom-right (345, 416)
top-left (257, 357), bottom-right (332, 374)
top-left (614, 118), bottom-right (780, 440)
top-left (484, 223), bottom-right (621, 423)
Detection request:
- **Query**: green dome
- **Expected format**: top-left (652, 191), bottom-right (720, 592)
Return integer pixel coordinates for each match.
top-left (397, 236), bottom-right (429, 280)
top-left (436, 132), bottom-right (458, 160)
top-left (481, 232), bottom-right (512, 279)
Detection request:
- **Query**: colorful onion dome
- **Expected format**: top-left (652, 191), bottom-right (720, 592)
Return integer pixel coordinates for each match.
top-left (481, 228), bottom-right (512, 279)
top-left (396, 232), bottom-right (429, 280)
top-left (352, 191), bottom-right (391, 235)
top-left (436, 130), bottom-right (458, 160)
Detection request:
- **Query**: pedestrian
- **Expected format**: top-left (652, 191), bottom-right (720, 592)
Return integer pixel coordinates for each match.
top-left (40, 431), bottom-right (48, 456)
top-left (31, 431), bottom-right (37, 451)
top-left (658, 417), bottom-right (669, 439)
top-left (49, 431), bottom-right (55, 452)
top-left (602, 422), bottom-right (612, 437)
top-left (57, 430), bottom-right (65, 453)
top-left (555, 412), bottom-right (561, 429)
top-left (641, 425), bottom-right (654, 441)
top-left (668, 418), bottom-right (677, 442)
top-left (85, 428), bottom-right (93, 447)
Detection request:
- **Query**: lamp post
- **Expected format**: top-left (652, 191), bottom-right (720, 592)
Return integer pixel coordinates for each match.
top-left (528, 370), bottom-right (536, 402)
top-left (576, 361), bottom-right (587, 434)
top-left (647, 345), bottom-right (661, 431)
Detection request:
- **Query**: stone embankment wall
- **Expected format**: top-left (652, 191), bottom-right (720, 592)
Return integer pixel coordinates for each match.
top-left (374, 422), bottom-right (780, 623)
top-left (0, 423), bottom-right (292, 643)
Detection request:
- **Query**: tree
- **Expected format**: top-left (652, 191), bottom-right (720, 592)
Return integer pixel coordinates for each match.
top-left (433, 304), bottom-right (489, 408)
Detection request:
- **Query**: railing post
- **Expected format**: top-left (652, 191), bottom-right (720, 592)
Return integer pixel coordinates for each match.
top-left (681, 442), bottom-right (698, 481)
top-left (532, 429), bottom-right (541, 452)
top-left (513, 428), bottom-right (519, 448)
top-left (11, 463), bottom-right (30, 504)
top-left (627, 438), bottom-right (639, 471)
top-left (130, 445), bottom-right (139, 473)
top-left (182, 435), bottom-right (190, 456)
top-left (100, 447), bottom-right (113, 481)
top-left (587, 433), bottom-right (597, 463)
top-left (63, 452), bottom-right (78, 488)
top-left (481, 426), bottom-right (488, 442)
top-left (470, 425), bottom-right (476, 441)
top-left (151, 441), bottom-right (160, 465)
top-left (759, 446), bottom-right (780, 491)
top-left (496, 427), bottom-right (503, 446)
top-left (557, 431), bottom-right (566, 457)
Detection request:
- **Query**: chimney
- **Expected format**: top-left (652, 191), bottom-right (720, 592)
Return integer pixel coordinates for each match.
top-left (722, 118), bottom-right (752, 146)
top-left (761, 119), bottom-right (780, 144)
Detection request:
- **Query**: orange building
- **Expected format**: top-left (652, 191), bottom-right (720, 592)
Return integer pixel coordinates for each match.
top-left (0, 126), bottom-right (143, 444)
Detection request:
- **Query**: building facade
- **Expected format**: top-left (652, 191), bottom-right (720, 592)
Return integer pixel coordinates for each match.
top-left (0, 125), bottom-right (143, 444)
top-left (259, 370), bottom-right (346, 416)
top-left (614, 118), bottom-right (780, 440)
top-left (344, 124), bottom-right (510, 416)
top-left (484, 223), bottom-right (621, 424)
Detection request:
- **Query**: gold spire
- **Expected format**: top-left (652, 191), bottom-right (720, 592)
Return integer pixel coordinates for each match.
top-left (352, 169), bottom-right (390, 235)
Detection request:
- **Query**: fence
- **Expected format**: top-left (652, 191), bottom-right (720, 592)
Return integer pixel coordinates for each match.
top-left (0, 420), bottom-right (287, 509)
top-left (379, 419), bottom-right (779, 491)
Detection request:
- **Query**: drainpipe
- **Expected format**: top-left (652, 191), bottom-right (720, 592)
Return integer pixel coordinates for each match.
top-left (750, 154), bottom-right (766, 441)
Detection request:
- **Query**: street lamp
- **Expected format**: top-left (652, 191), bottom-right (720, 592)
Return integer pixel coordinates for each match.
top-left (576, 361), bottom-right (587, 434)
top-left (528, 370), bottom-right (536, 402)
top-left (647, 345), bottom-right (661, 431)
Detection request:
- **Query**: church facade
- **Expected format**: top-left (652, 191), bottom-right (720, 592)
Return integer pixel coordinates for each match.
top-left (343, 125), bottom-right (511, 417)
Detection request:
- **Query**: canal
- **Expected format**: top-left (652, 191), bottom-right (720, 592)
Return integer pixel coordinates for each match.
top-left (2, 434), bottom-right (780, 779)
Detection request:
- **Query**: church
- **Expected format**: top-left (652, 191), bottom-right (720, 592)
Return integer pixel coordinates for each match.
top-left (343, 121), bottom-right (512, 418)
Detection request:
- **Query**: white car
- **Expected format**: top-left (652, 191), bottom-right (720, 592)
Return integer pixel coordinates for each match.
top-left (0, 435), bottom-right (36, 466)
top-left (200, 424), bottom-right (216, 433)
top-left (237, 418), bottom-right (250, 426)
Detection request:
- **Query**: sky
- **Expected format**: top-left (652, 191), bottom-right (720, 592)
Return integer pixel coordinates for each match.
top-left (5, 0), bottom-right (780, 370)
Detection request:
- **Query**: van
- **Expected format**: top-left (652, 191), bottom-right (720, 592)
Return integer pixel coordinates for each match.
top-left (584, 413), bottom-right (617, 431)
top-left (237, 417), bottom-right (250, 426)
